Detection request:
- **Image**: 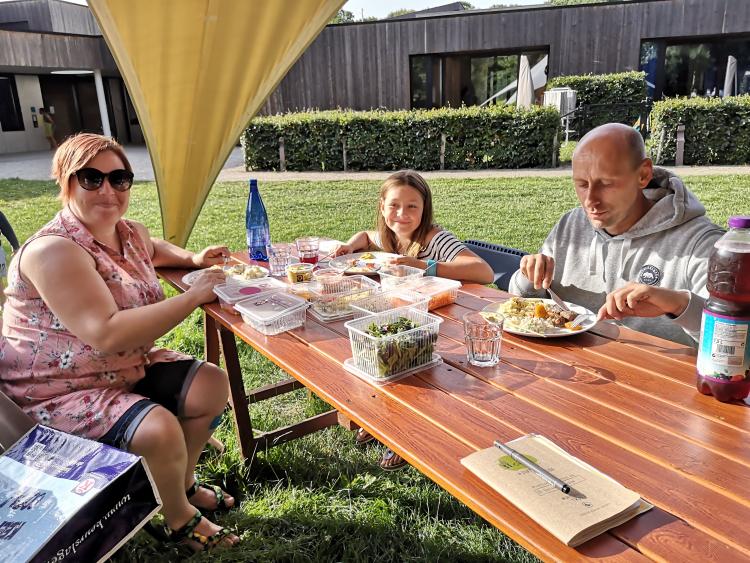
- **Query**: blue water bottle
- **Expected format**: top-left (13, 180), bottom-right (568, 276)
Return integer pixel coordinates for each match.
top-left (245, 179), bottom-right (270, 261)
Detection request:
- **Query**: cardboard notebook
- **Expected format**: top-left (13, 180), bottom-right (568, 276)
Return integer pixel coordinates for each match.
top-left (461, 434), bottom-right (652, 547)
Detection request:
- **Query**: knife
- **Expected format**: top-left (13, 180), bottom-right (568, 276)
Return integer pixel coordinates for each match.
top-left (547, 287), bottom-right (571, 312)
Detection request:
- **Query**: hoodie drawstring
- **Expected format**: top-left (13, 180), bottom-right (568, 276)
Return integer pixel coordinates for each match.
top-left (588, 236), bottom-right (599, 276)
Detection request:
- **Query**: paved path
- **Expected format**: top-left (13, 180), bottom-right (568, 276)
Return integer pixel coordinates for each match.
top-left (1, 145), bottom-right (747, 182)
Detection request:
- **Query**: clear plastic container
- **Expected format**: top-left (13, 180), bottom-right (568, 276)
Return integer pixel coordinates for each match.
top-left (213, 280), bottom-right (286, 314)
top-left (234, 292), bottom-right (308, 335)
top-left (288, 282), bottom-right (314, 301)
top-left (406, 277), bottom-right (462, 310)
top-left (286, 263), bottom-right (314, 283)
top-left (309, 275), bottom-right (381, 321)
top-left (344, 308), bottom-right (443, 384)
top-left (378, 264), bottom-right (424, 290)
top-left (350, 288), bottom-right (429, 319)
top-left (312, 268), bottom-right (344, 290)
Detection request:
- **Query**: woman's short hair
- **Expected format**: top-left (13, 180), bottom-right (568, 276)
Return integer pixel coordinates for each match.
top-left (52, 133), bottom-right (132, 205)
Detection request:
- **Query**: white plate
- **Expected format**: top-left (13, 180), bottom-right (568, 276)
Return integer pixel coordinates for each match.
top-left (481, 298), bottom-right (597, 338)
top-left (181, 264), bottom-right (269, 286)
top-left (328, 251), bottom-right (400, 274)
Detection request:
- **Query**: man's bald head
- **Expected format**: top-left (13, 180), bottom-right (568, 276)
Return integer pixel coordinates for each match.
top-left (573, 123), bottom-right (647, 169)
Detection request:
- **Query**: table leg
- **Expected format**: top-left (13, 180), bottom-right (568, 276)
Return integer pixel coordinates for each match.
top-left (204, 311), bottom-right (220, 366)
top-left (218, 326), bottom-right (255, 462)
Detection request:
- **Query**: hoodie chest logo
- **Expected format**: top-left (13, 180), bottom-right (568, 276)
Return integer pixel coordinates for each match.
top-left (638, 264), bottom-right (662, 286)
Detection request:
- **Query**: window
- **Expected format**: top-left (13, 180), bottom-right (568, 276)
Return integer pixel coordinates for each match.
top-left (0, 74), bottom-right (24, 132)
top-left (640, 35), bottom-right (750, 99)
top-left (409, 49), bottom-right (549, 109)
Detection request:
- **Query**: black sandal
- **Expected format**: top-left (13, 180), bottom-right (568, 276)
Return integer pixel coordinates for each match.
top-left (186, 480), bottom-right (233, 512)
top-left (354, 428), bottom-right (376, 447)
top-left (379, 448), bottom-right (408, 471)
top-left (168, 509), bottom-right (235, 551)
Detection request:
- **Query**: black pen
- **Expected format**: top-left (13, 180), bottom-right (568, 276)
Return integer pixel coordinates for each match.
top-left (494, 440), bottom-right (571, 495)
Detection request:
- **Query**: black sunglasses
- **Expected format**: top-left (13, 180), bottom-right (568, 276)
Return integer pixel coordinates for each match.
top-left (75, 168), bottom-right (135, 192)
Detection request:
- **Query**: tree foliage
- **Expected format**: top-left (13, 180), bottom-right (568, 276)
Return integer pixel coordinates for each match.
top-left (330, 9), bottom-right (354, 23)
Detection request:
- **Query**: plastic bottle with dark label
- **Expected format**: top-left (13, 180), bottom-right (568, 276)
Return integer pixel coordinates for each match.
top-left (696, 216), bottom-right (750, 402)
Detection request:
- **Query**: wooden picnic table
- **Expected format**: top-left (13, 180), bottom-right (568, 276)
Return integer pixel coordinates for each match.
top-left (158, 254), bottom-right (750, 562)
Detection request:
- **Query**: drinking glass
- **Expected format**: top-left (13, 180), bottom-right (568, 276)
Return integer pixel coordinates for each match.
top-left (463, 312), bottom-right (503, 367)
top-left (266, 243), bottom-right (292, 276)
top-left (296, 236), bottom-right (320, 265)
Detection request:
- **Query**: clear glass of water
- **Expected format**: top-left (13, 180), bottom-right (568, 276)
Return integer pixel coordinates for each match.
top-left (266, 243), bottom-right (291, 276)
top-left (463, 312), bottom-right (503, 367)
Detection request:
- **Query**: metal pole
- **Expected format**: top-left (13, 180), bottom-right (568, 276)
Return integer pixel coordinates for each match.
top-left (342, 138), bottom-right (347, 171)
top-left (279, 137), bottom-right (286, 172)
top-left (440, 133), bottom-right (446, 170)
top-left (675, 124), bottom-right (685, 166)
top-left (93, 69), bottom-right (112, 137)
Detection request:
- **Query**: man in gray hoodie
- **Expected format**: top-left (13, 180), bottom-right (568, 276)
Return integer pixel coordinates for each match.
top-left (508, 123), bottom-right (724, 346)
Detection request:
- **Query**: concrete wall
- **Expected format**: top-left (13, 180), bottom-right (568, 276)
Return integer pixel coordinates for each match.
top-left (0, 74), bottom-right (49, 153)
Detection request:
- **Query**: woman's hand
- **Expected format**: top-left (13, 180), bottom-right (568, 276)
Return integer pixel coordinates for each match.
top-left (186, 269), bottom-right (226, 305)
top-left (597, 283), bottom-right (690, 321)
top-left (192, 245), bottom-right (230, 268)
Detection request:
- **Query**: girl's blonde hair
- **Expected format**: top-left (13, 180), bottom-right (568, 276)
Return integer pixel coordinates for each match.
top-left (376, 170), bottom-right (434, 256)
top-left (51, 133), bottom-right (132, 205)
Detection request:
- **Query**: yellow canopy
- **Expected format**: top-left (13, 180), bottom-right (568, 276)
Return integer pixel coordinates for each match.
top-left (89, 0), bottom-right (343, 246)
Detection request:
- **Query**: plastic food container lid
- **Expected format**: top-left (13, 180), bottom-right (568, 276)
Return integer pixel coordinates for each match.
top-left (234, 292), bottom-right (308, 324)
top-left (213, 282), bottom-right (284, 305)
top-left (407, 276), bottom-right (462, 296)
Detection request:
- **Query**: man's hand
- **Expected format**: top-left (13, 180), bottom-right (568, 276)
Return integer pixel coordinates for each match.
top-left (191, 245), bottom-right (230, 268)
top-left (519, 253), bottom-right (555, 289)
top-left (597, 283), bottom-right (690, 321)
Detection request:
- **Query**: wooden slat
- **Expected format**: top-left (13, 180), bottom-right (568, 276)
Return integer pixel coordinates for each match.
top-left (440, 298), bottom-right (750, 435)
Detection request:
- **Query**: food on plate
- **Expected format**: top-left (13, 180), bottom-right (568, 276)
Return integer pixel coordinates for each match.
top-left (500, 297), bottom-right (580, 334)
top-left (345, 259), bottom-right (381, 274)
top-left (360, 252), bottom-right (376, 260)
top-left (223, 263), bottom-right (267, 280)
top-left (365, 316), bottom-right (437, 377)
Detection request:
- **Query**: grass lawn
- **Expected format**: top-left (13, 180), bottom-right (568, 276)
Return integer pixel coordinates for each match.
top-left (0, 175), bottom-right (744, 562)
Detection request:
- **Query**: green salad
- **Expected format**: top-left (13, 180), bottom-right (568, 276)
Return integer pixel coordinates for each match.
top-left (364, 316), bottom-right (437, 377)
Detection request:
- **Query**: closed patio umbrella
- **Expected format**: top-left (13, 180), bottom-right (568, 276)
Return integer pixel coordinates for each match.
top-left (89, 0), bottom-right (343, 246)
top-left (516, 55), bottom-right (534, 109)
top-left (723, 55), bottom-right (738, 98)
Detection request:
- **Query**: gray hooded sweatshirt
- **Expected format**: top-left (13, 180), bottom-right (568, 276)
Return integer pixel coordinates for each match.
top-left (508, 167), bottom-right (725, 346)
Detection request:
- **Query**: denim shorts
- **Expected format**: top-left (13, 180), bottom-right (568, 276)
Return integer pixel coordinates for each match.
top-left (98, 358), bottom-right (203, 451)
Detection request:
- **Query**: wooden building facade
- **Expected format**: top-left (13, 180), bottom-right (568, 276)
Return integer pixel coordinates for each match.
top-left (262, 0), bottom-right (750, 113)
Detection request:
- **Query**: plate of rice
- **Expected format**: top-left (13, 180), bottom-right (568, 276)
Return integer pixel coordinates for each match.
top-left (481, 297), bottom-right (596, 338)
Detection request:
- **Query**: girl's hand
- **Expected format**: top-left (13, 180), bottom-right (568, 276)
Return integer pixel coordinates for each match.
top-left (192, 245), bottom-right (230, 268)
top-left (332, 243), bottom-right (354, 257)
top-left (389, 256), bottom-right (427, 269)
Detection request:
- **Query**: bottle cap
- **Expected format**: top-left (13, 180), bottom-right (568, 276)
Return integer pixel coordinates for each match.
top-left (728, 216), bottom-right (750, 229)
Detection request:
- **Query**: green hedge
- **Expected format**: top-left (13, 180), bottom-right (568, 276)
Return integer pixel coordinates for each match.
top-left (649, 95), bottom-right (750, 165)
top-left (547, 71), bottom-right (647, 135)
top-left (242, 106), bottom-right (561, 171)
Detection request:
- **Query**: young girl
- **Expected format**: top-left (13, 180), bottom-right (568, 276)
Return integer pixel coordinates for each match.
top-left (335, 170), bottom-right (493, 284)
top-left (336, 170), bottom-right (492, 471)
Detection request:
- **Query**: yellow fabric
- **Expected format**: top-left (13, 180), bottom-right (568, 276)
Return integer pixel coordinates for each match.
top-left (89, 0), bottom-right (343, 245)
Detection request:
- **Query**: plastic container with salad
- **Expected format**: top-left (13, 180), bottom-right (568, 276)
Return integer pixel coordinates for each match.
top-left (344, 308), bottom-right (442, 384)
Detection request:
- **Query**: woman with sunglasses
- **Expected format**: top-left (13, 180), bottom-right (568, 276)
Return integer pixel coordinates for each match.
top-left (0, 133), bottom-right (240, 552)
